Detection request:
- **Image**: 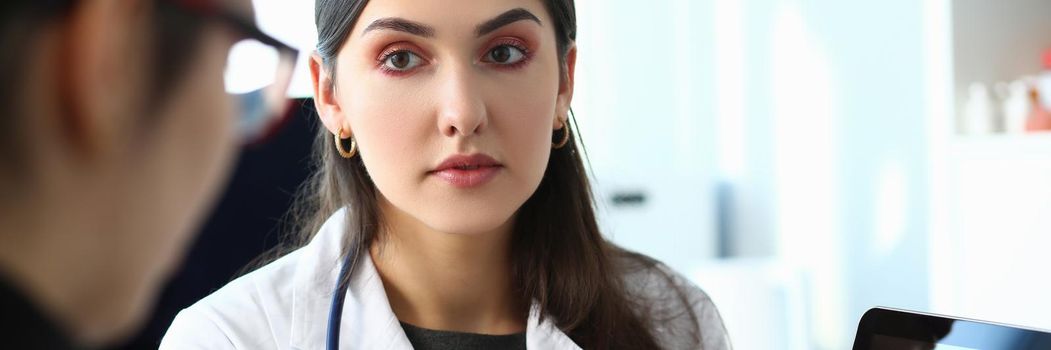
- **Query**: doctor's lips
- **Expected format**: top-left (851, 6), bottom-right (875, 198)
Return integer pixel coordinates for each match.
top-left (428, 154), bottom-right (503, 188)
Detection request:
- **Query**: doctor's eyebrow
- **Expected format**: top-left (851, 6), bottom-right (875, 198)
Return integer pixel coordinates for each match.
top-left (475, 8), bottom-right (542, 37)
top-left (361, 8), bottom-right (542, 38)
top-left (362, 18), bottom-right (435, 37)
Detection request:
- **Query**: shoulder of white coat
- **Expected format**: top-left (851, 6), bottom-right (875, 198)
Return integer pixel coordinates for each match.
top-left (616, 252), bottom-right (733, 350)
top-left (160, 249), bottom-right (304, 350)
top-left (160, 305), bottom-right (237, 350)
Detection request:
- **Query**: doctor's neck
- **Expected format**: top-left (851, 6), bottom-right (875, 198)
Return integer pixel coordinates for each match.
top-left (369, 200), bottom-right (527, 335)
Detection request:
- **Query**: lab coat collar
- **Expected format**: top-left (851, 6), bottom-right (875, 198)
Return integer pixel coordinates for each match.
top-left (289, 208), bottom-right (580, 350)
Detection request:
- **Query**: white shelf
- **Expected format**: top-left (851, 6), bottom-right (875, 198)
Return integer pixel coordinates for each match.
top-left (950, 133), bottom-right (1051, 156)
top-left (942, 142), bottom-right (1051, 331)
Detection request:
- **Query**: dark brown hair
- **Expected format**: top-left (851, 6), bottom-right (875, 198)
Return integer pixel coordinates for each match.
top-left (282, 1), bottom-right (703, 348)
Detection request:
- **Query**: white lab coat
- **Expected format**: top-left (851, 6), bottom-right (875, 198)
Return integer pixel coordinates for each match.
top-left (160, 208), bottom-right (731, 349)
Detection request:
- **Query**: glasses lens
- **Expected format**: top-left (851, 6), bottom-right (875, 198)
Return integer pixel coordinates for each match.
top-left (225, 39), bottom-right (296, 143)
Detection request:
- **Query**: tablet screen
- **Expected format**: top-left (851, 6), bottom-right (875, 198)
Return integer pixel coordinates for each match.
top-left (871, 335), bottom-right (978, 350)
top-left (854, 308), bottom-right (1051, 350)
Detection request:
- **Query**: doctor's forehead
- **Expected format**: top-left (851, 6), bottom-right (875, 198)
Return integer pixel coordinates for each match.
top-left (350, 0), bottom-right (551, 37)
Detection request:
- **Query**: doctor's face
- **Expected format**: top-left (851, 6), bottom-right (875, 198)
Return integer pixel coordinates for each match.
top-left (317, 0), bottom-right (575, 235)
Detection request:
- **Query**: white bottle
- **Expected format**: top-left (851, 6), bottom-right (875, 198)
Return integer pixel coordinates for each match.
top-left (1001, 80), bottom-right (1031, 134)
top-left (963, 82), bottom-right (995, 135)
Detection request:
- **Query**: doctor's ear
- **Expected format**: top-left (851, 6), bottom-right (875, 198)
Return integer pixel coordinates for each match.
top-left (309, 53), bottom-right (344, 136)
top-left (555, 43), bottom-right (577, 119)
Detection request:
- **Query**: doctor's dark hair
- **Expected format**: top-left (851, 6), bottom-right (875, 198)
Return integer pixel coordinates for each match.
top-left (281, 1), bottom-right (704, 348)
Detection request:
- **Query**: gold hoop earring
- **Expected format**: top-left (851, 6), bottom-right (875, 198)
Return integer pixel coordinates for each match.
top-left (334, 128), bottom-right (357, 158)
top-left (553, 118), bottom-right (570, 149)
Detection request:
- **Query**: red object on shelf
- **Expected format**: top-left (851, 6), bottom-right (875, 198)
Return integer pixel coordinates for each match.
top-left (1027, 88), bottom-right (1051, 132)
top-left (1044, 48), bottom-right (1051, 69)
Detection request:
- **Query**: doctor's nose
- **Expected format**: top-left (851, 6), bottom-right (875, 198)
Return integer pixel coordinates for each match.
top-left (436, 67), bottom-right (488, 138)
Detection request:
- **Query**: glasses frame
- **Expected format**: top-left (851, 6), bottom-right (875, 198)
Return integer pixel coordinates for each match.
top-left (169, 0), bottom-right (299, 59)
top-left (37, 0), bottom-right (303, 143)
top-left (168, 0), bottom-right (302, 143)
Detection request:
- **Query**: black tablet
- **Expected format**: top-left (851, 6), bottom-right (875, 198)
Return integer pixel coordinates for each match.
top-left (853, 307), bottom-right (1051, 350)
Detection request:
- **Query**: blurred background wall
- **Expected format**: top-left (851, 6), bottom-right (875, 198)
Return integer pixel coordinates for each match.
top-left (109, 0), bottom-right (1051, 349)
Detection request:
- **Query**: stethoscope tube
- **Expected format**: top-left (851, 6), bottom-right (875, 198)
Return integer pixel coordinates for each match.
top-left (326, 252), bottom-right (355, 350)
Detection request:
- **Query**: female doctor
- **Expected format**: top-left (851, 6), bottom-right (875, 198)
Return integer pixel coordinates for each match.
top-left (161, 0), bottom-right (731, 349)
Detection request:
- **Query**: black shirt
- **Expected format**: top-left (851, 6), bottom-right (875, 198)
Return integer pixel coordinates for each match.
top-left (400, 322), bottom-right (527, 350)
top-left (0, 274), bottom-right (79, 350)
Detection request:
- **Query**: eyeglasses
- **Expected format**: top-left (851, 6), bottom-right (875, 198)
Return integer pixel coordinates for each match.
top-left (31, 0), bottom-right (297, 144)
top-left (166, 0), bottom-right (300, 144)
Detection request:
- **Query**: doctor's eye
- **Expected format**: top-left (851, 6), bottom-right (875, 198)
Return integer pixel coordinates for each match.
top-left (482, 43), bottom-right (529, 66)
top-left (381, 50), bottom-right (424, 72)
